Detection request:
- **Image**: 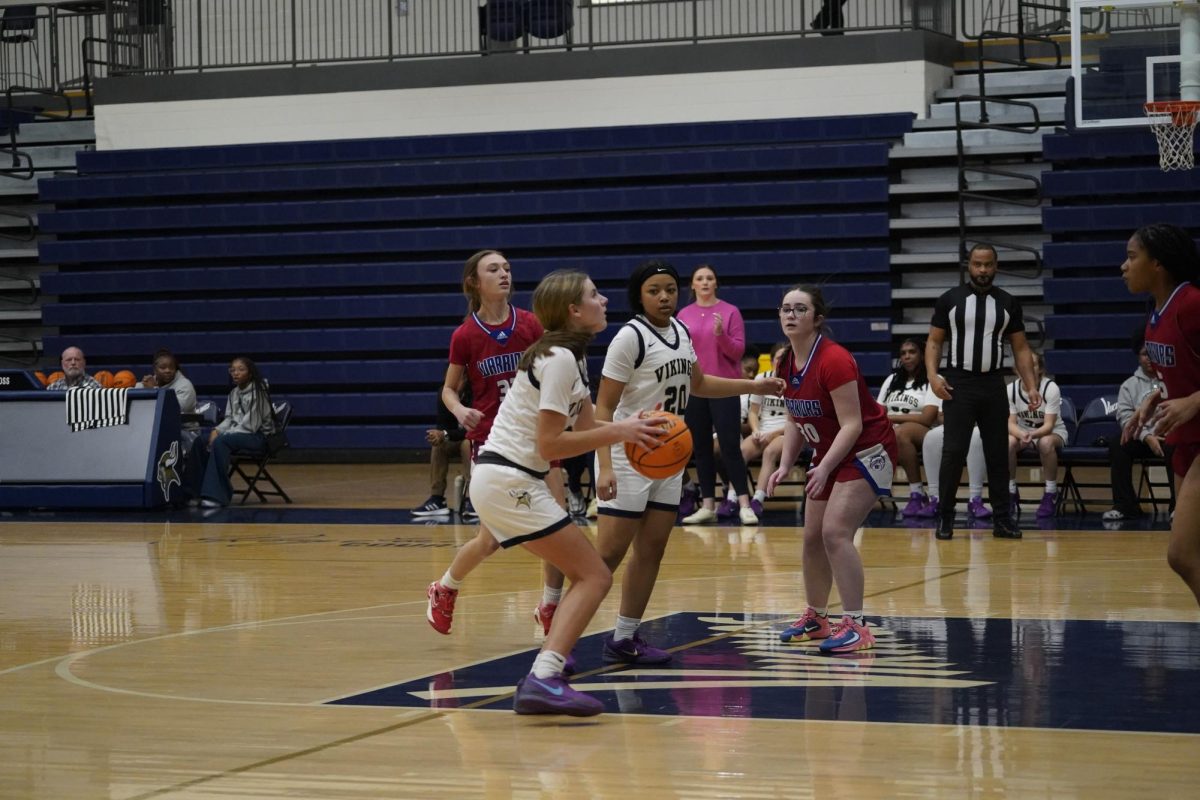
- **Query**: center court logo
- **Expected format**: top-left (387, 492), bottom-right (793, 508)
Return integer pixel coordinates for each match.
top-left (329, 614), bottom-right (1200, 732)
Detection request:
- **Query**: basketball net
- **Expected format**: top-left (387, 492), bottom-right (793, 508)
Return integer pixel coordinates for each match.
top-left (1145, 100), bottom-right (1200, 171)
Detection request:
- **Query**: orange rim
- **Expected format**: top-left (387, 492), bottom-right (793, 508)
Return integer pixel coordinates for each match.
top-left (1145, 100), bottom-right (1200, 126)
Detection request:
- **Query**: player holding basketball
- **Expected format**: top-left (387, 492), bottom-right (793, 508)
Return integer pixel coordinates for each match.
top-left (470, 269), bottom-right (665, 715)
top-left (1121, 223), bottom-right (1200, 607)
top-left (426, 250), bottom-right (567, 635)
top-left (594, 260), bottom-right (784, 664)
top-left (768, 284), bottom-right (898, 653)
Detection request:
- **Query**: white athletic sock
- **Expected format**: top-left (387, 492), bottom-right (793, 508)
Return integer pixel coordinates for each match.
top-left (753, 489), bottom-right (767, 503)
top-left (614, 615), bottom-right (640, 642)
top-left (531, 650), bottom-right (567, 679)
top-left (726, 487), bottom-right (737, 501)
top-left (440, 570), bottom-right (462, 591)
top-left (1009, 481), bottom-right (1017, 493)
top-left (812, 607), bottom-right (828, 618)
top-left (969, 480), bottom-right (983, 496)
top-left (909, 482), bottom-right (924, 495)
top-left (844, 611), bottom-right (865, 626)
top-left (1045, 480), bottom-right (1057, 493)
top-left (542, 585), bottom-right (562, 607)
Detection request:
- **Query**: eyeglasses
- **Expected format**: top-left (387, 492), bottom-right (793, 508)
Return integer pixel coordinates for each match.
top-left (778, 306), bottom-right (809, 317)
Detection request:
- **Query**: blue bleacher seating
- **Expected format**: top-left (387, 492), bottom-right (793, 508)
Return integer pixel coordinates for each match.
top-left (38, 115), bottom-right (909, 450)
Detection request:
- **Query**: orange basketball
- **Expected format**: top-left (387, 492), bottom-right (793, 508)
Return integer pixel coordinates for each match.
top-left (93, 370), bottom-right (114, 388)
top-left (112, 370), bottom-right (137, 388)
top-left (624, 411), bottom-right (693, 480)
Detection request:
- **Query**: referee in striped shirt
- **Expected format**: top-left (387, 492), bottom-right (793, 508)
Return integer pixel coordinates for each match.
top-left (926, 244), bottom-right (1041, 540)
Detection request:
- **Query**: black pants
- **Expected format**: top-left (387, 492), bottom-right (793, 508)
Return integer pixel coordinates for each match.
top-left (1109, 439), bottom-right (1176, 515)
top-left (563, 451), bottom-right (592, 495)
top-left (685, 395), bottom-right (750, 499)
top-left (939, 371), bottom-right (1011, 523)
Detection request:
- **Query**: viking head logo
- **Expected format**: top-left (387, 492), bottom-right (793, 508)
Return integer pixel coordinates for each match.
top-left (508, 489), bottom-right (533, 509)
top-left (157, 440), bottom-right (181, 501)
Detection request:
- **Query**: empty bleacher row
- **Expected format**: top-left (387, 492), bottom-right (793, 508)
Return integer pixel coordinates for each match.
top-left (1039, 124), bottom-right (1200, 406)
top-left (37, 114), bottom-right (911, 451)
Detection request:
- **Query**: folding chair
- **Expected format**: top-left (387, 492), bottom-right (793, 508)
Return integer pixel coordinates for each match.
top-left (1057, 395), bottom-right (1118, 514)
top-left (1, 5), bottom-right (46, 89)
top-left (228, 402), bottom-right (293, 504)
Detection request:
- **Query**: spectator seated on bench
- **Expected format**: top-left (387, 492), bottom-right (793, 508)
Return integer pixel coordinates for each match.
top-left (1105, 333), bottom-right (1176, 520)
top-left (743, 344), bottom-right (790, 517)
top-left (876, 337), bottom-right (937, 517)
top-left (1007, 353), bottom-right (1069, 518)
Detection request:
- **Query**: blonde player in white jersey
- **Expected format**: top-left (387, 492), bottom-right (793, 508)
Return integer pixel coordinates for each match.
top-left (469, 269), bottom-right (665, 716)
top-left (593, 260), bottom-right (785, 665)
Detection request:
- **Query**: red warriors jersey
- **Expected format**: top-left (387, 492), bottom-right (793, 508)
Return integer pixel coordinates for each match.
top-left (1145, 282), bottom-right (1200, 446)
top-left (448, 305), bottom-right (544, 444)
top-left (781, 335), bottom-right (892, 464)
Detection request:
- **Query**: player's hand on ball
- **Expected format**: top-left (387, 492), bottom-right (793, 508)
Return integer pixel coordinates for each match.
top-left (617, 412), bottom-right (668, 450)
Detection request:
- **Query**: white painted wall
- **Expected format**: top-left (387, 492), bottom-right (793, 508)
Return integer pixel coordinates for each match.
top-left (96, 60), bottom-right (953, 149)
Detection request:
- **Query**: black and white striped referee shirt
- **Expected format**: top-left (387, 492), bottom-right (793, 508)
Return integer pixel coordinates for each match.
top-left (930, 284), bottom-right (1024, 374)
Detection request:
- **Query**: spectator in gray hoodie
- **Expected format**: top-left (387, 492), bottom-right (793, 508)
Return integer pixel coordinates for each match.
top-left (1104, 331), bottom-right (1176, 520)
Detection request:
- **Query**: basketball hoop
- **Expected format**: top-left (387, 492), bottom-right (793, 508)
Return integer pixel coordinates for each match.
top-left (1145, 100), bottom-right (1200, 171)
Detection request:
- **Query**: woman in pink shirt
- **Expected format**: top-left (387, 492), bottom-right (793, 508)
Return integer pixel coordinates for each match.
top-left (677, 264), bottom-right (758, 525)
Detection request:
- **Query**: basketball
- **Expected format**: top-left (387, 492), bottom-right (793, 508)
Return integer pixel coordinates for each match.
top-left (624, 410), bottom-right (692, 480)
top-left (112, 370), bottom-right (137, 388)
top-left (94, 370), bottom-right (114, 388)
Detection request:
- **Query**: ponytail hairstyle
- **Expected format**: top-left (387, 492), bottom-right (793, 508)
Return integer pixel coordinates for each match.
top-left (781, 283), bottom-right (832, 337)
top-left (770, 341), bottom-right (789, 371)
top-left (462, 249), bottom-right (507, 313)
top-left (231, 356), bottom-right (275, 427)
top-left (518, 270), bottom-right (596, 371)
top-left (1132, 223), bottom-right (1200, 286)
top-left (889, 337), bottom-right (928, 391)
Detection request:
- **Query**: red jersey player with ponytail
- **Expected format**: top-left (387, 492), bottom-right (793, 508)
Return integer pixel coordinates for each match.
top-left (426, 250), bottom-right (567, 635)
top-left (766, 284), bottom-right (897, 653)
top-left (1121, 223), bottom-right (1200, 607)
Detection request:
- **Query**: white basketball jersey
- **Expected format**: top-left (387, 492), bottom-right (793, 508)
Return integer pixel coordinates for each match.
top-left (481, 347), bottom-right (591, 473)
top-left (750, 369), bottom-right (789, 433)
top-left (1009, 376), bottom-right (1069, 440)
top-left (602, 316), bottom-right (696, 421)
top-left (877, 374), bottom-right (934, 416)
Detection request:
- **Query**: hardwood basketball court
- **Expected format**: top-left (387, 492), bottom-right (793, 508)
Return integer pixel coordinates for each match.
top-left (2, 464), bottom-right (1197, 798)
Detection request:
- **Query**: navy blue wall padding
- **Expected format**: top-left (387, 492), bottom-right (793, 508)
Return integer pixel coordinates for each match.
top-left (38, 179), bottom-right (889, 234)
top-left (44, 143), bottom-right (892, 203)
top-left (39, 114), bottom-right (909, 450)
top-left (1042, 166), bottom-right (1200, 197)
top-left (1042, 127), bottom-right (1177, 161)
top-left (1042, 277), bottom-right (1138, 304)
top-left (1044, 314), bottom-right (1148, 341)
top-left (39, 214), bottom-right (891, 264)
top-left (1043, 202), bottom-right (1200, 233)
top-left (72, 115), bottom-right (915, 175)
top-left (39, 248), bottom-right (890, 296)
top-left (1037, 113), bottom-right (1200, 404)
